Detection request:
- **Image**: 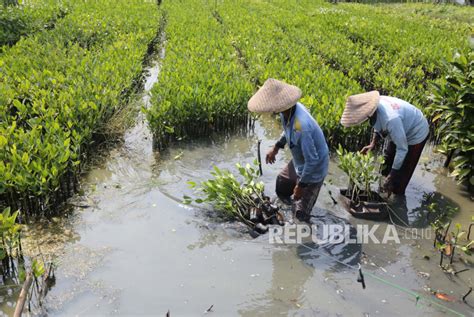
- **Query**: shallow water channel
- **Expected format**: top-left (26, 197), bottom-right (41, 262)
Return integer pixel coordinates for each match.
top-left (10, 61), bottom-right (474, 316)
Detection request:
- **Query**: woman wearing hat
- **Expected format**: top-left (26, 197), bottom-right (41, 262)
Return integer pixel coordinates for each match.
top-left (341, 91), bottom-right (429, 195)
top-left (248, 78), bottom-right (329, 222)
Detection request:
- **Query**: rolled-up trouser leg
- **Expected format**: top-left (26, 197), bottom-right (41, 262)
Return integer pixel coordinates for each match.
top-left (294, 180), bottom-right (324, 222)
top-left (276, 160), bottom-right (297, 203)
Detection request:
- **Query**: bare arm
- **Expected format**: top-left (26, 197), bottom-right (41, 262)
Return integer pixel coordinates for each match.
top-left (361, 130), bottom-right (381, 154)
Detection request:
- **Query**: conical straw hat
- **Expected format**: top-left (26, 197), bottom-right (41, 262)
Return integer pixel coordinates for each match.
top-left (340, 91), bottom-right (380, 127)
top-left (248, 78), bottom-right (302, 113)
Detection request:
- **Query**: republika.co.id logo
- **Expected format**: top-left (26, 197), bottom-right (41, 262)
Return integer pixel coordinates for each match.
top-left (269, 224), bottom-right (432, 245)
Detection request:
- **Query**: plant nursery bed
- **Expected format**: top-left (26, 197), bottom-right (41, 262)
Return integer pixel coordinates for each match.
top-left (339, 189), bottom-right (389, 221)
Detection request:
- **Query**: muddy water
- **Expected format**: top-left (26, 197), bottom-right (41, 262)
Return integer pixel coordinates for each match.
top-left (11, 60), bottom-right (474, 316)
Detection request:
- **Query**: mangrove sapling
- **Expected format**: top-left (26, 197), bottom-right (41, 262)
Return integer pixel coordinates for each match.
top-left (184, 161), bottom-right (283, 232)
top-left (0, 207), bottom-right (22, 276)
top-left (429, 204), bottom-right (453, 263)
top-left (15, 259), bottom-right (54, 316)
top-left (0, 207), bottom-right (52, 313)
top-left (0, 207), bottom-right (52, 305)
top-left (429, 51), bottom-right (474, 192)
top-left (429, 204), bottom-right (473, 268)
top-left (447, 223), bottom-right (474, 265)
top-left (336, 145), bottom-right (388, 219)
top-left (336, 145), bottom-right (384, 202)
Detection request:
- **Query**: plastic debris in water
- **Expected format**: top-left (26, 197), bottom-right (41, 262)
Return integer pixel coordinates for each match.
top-left (435, 292), bottom-right (456, 302)
top-left (418, 272), bottom-right (430, 279)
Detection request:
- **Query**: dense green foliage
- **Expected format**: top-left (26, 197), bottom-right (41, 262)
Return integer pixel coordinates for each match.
top-left (0, 0), bottom-right (70, 47)
top-left (0, 0), bottom-right (162, 212)
top-left (147, 0), bottom-right (471, 149)
top-left (223, 0), bottom-right (469, 115)
top-left (146, 0), bottom-right (253, 149)
top-left (429, 51), bottom-right (474, 189)
top-left (363, 2), bottom-right (474, 25)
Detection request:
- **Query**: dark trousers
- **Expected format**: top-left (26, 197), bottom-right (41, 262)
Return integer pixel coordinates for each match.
top-left (275, 160), bottom-right (324, 221)
top-left (382, 137), bottom-right (428, 195)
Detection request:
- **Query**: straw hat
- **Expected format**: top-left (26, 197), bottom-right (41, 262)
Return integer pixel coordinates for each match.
top-left (340, 91), bottom-right (380, 127)
top-left (248, 78), bottom-right (302, 113)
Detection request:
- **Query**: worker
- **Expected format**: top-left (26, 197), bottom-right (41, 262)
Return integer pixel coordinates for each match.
top-left (248, 78), bottom-right (329, 222)
top-left (340, 91), bottom-right (429, 195)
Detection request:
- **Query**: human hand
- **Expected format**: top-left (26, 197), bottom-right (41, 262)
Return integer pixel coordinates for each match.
top-left (266, 146), bottom-right (279, 164)
top-left (360, 143), bottom-right (375, 155)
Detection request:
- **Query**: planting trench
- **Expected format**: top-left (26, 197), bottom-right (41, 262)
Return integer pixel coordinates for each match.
top-left (1, 43), bottom-right (473, 317)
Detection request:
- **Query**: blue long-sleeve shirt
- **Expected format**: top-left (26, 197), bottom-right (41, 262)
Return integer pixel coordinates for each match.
top-left (277, 103), bottom-right (329, 184)
top-left (373, 96), bottom-right (429, 170)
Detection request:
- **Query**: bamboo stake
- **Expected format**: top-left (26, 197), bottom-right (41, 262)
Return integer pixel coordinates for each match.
top-left (14, 272), bottom-right (33, 317)
top-left (257, 140), bottom-right (263, 176)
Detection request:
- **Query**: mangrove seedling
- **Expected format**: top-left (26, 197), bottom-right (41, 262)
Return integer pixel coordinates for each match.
top-left (429, 50), bottom-right (474, 192)
top-left (337, 145), bottom-right (384, 201)
top-left (0, 207), bottom-right (22, 280)
top-left (447, 223), bottom-right (474, 264)
top-left (184, 160), bottom-right (283, 231)
top-left (429, 203), bottom-right (473, 267)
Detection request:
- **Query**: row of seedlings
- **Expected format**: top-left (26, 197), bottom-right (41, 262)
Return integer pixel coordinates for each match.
top-left (0, 0), bottom-right (163, 214)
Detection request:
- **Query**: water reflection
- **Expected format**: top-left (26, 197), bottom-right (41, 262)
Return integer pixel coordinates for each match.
top-left (237, 207), bottom-right (360, 315)
top-left (298, 209), bottom-right (361, 272)
top-left (389, 192), bottom-right (461, 228)
top-left (238, 246), bottom-right (314, 317)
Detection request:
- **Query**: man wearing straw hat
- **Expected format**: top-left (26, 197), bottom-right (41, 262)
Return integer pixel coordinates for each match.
top-left (248, 78), bottom-right (329, 223)
top-left (340, 91), bottom-right (429, 195)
